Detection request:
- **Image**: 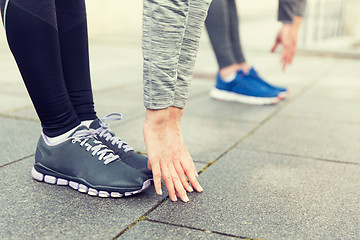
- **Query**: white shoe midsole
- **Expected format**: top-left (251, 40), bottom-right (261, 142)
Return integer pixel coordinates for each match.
top-left (210, 88), bottom-right (280, 105)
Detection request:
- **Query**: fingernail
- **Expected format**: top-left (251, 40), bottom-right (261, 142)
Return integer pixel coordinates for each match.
top-left (189, 186), bottom-right (194, 192)
top-left (198, 185), bottom-right (204, 192)
top-left (158, 189), bottom-right (162, 195)
top-left (184, 195), bottom-right (189, 202)
top-left (195, 172), bottom-right (199, 177)
top-left (173, 196), bottom-right (178, 202)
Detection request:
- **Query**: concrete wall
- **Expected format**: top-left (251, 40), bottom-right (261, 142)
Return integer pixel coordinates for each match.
top-left (86, 0), bottom-right (143, 42)
top-left (343, 0), bottom-right (360, 37)
top-left (85, 0), bottom-right (277, 41)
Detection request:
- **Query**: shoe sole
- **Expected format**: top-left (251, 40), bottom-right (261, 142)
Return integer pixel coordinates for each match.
top-left (279, 90), bottom-right (290, 100)
top-left (31, 167), bottom-right (151, 198)
top-left (210, 88), bottom-right (281, 105)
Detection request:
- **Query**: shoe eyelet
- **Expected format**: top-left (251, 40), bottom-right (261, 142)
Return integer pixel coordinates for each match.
top-left (71, 140), bottom-right (76, 144)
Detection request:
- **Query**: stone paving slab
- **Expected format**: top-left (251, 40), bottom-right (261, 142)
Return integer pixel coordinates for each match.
top-left (0, 117), bottom-right (40, 166)
top-left (119, 220), bottom-right (239, 240)
top-left (320, 59), bottom-right (360, 87)
top-left (185, 94), bottom-right (281, 124)
top-left (92, 84), bottom-right (145, 120)
top-left (0, 157), bottom-right (163, 240)
top-left (147, 149), bottom-right (360, 240)
top-left (1, 106), bottom-right (38, 121)
top-left (241, 115), bottom-right (360, 164)
top-left (278, 84), bottom-right (360, 124)
top-left (0, 94), bottom-right (32, 113)
top-left (88, 44), bottom-right (143, 90)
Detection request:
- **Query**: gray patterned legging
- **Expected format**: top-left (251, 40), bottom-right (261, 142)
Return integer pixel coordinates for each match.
top-left (142, 0), bottom-right (211, 110)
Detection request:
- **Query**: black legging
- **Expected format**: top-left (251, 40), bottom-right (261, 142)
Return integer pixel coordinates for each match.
top-left (205, 0), bottom-right (246, 69)
top-left (1, 0), bottom-right (97, 137)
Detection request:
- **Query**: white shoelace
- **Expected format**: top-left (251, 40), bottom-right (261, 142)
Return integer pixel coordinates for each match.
top-left (71, 129), bottom-right (119, 165)
top-left (94, 113), bottom-right (134, 153)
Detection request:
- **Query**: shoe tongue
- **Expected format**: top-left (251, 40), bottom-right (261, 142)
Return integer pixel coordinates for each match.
top-left (237, 69), bottom-right (245, 75)
top-left (89, 118), bottom-right (101, 129)
top-left (68, 125), bottom-right (90, 138)
top-left (249, 68), bottom-right (257, 76)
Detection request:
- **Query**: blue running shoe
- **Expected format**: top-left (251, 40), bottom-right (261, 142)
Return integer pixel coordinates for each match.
top-left (247, 67), bottom-right (289, 99)
top-left (210, 71), bottom-right (281, 105)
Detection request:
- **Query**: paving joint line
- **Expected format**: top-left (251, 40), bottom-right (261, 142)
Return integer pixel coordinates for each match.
top-left (113, 198), bottom-right (169, 239)
top-left (0, 113), bottom-right (39, 122)
top-left (240, 147), bottom-right (360, 166)
top-left (92, 83), bottom-right (130, 95)
top-left (276, 114), bottom-right (360, 126)
top-left (2, 104), bottom-right (33, 114)
top-left (145, 218), bottom-right (258, 240)
top-left (0, 154), bottom-right (34, 169)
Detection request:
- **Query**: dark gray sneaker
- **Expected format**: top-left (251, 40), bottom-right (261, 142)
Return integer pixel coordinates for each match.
top-left (89, 113), bottom-right (153, 180)
top-left (32, 125), bottom-right (151, 198)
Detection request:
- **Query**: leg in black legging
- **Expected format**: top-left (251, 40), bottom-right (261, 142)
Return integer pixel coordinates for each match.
top-left (55, 0), bottom-right (97, 122)
top-left (1, 0), bottom-right (80, 137)
top-left (205, 0), bottom-right (237, 69)
top-left (227, 0), bottom-right (246, 64)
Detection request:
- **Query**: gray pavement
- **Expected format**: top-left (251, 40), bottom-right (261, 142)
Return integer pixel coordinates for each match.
top-left (1, 32), bottom-right (360, 240)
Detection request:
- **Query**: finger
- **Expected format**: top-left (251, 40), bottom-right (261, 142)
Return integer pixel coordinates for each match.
top-left (182, 150), bottom-right (199, 182)
top-left (289, 46), bottom-right (296, 64)
top-left (181, 156), bottom-right (203, 192)
top-left (281, 45), bottom-right (291, 71)
top-left (284, 49), bottom-right (293, 70)
top-left (173, 160), bottom-right (193, 192)
top-left (147, 158), bottom-right (152, 171)
top-left (184, 150), bottom-right (199, 177)
top-left (271, 41), bottom-right (279, 53)
top-left (281, 53), bottom-right (287, 71)
top-left (151, 162), bottom-right (162, 196)
top-left (168, 163), bottom-right (189, 202)
top-left (162, 171), bottom-right (178, 202)
top-left (185, 168), bottom-right (203, 193)
top-left (282, 54), bottom-right (290, 71)
top-left (172, 173), bottom-right (189, 203)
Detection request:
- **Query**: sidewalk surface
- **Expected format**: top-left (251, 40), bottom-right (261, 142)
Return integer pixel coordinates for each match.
top-left (1, 25), bottom-right (360, 239)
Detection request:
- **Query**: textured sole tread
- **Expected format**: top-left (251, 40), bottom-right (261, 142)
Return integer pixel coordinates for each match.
top-left (31, 167), bottom-right (151, 198)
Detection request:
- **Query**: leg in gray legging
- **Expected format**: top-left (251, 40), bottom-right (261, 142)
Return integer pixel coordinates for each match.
top-left (174, 0), bottom-right (211, 108)
top-left (142, 0), bottom-right (211, 109)
top-left (205, 0), bottom-right (245, 69)
top-left (142, 0), bottom-right (190, 110)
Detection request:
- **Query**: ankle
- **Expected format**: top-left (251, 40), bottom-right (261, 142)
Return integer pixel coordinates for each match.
top-left (219, 64), bottom-right (241, 79)
top-left (168, 106), bottom-right (184, 127)
top-left (43, 124), bottom-right (81, 146)
top-left (144, 108), bottom-right (169, 130)
top-left (81, 120), bottom-right (93, 128)
top-left (237, 62), bottom-right (250, 74)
